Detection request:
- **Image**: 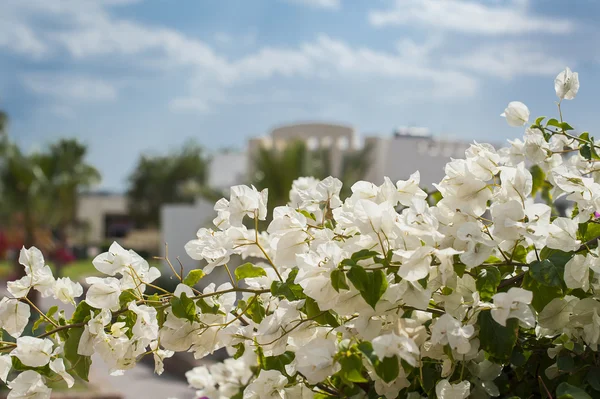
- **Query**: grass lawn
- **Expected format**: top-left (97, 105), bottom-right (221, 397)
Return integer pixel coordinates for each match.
top-left (0, 258), bottom-right (98, 280)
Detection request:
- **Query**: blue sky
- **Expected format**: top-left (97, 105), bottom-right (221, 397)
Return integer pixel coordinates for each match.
top-left (1, 0), bottom-right (599, 191)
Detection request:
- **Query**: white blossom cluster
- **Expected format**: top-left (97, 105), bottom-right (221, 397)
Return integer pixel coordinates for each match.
top-left (1, 67), bottom-right (598, 399)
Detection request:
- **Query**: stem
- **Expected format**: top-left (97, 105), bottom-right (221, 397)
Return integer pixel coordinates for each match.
top-left (192, 288), bottom-right (269, 300)
top-left (255, 210), bottom-right (283, 282)
top-left (157, 244), bottom-right (182, 281)
top-left (23, 297), bottom-right (58, 328)
top-left (224, 264), bottom-right (237, 287)
top-left (498, 273), bottom-right (525, 289)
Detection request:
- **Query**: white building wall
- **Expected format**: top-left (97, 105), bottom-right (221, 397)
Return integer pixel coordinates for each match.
top-left (366, 136), bottom-right (470, 188)
top-left (160, 199), bottom-right (215, 264)
top-left (77, 194), bottom-right (128, 244)
top-left (208, 152), bottom-right (248, 190)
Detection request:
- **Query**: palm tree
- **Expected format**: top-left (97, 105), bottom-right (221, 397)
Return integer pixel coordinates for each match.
top-left (0, 138), bottom-right (100, 277)
top-left (251, 140), bottom-right (372, 212)
top-left (126, 141), bottom-right (209, 227)
top-left (0, 110), bottom-right (7, 137)
top-left (37, 139), bottom-right (101, 231)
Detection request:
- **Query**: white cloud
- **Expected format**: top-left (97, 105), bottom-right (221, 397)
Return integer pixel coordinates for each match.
top-left (369, 0), bottom-right (573, 35)
top-left (21, 74), bottom-right (118, 102)
top-left (283, 0), bottom-right (341, 10)
top-left (444, 42), bottom-right (569, 79)
top-left (0, 19), bottom-right (47, 57)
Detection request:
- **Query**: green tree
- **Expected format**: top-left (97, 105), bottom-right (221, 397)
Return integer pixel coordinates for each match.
top-left (126, 141), bottom-right (209, 227)
top-left (37, 139), bottom-right (101, 232)
top-left (0, 134), bottom-right (100, 278)
top-left (0, 110), bottom-right (7, 137)
top-left (251, 140), bottom-right (372, 211)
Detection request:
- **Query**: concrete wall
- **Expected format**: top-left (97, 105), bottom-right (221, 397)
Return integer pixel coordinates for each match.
top-left (77, 194), bottom-right (128, 244)
top-left (208, 152), bottom-right (248, 190)
top-left (365, 136), bottom-right (470, 188)
top-left (160, 198), bottom-right (215, 264)
top-left (160, 198), bottom-right (235, 287)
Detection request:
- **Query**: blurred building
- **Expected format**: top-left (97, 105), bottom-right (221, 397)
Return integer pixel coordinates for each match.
top-left (248, 122), bottom-right (357, 178)
top-left (160, 122), bottom-right (472, 268)
top-left (76, 192), bottom-right (131, 245)
top-left (364, 126), bottom-right (470, 188)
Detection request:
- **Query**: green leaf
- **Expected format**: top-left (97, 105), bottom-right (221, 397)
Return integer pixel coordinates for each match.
top-left (347, 266), bottom-right (388, 310)
top-left (171, 292), bottom-right (197, 322)
top-left (356, 341), bottom-right (399, 383)
top-left (547, 118), bottom-right (561, 128)
top-left (377, 355), bottom-right (400, 384)
top-left (232, 342), bottom-right (245, 360)
top-left (183, 269), bottom-right (206, 286)
top-left (304, 297), bottom-right (340, 327)
top-left (535, 116), bottom-right (546, 126)
top-left (241, 297), bottom-right (266, 323)
top-left (119, 289), bottom-right (139, 308)
top-left (271, 269), bottom-right (305, 301)
top-left (64, 327), bottom-right (92, 381)
top-left (331, 269), bottom-right (349, 292)
top-left (557, 353), bottom-right (575, 372)
top-left (586, 367), bottom-right (600, 391)
top-left (263, 351), bottom-right (295, 373)
top-left (338, 354), bottom-right (368, 383)
top-left (556, 382), bottom-right (592, 399)
top-left (560, 122), bottom-right (575, 131)
top-left (420, 364), bottom-right (438, 395)
top-left (476, 268), bottom-right (501, 301)
top-left (298, 209), bottom-right (317, 221)
top-left (580, 222), bottom-right (600, 242)
top-left (196, 298), bottom-right (221, 315)
top-left (235, 263), bottom-right (267, 280)
top-left (522, 274), bottom-right (563, 312)
top-left (351, 249), bottom-right (380, 262)
top-left (11, 357), bottom-right (52, 377)
top-left (478, 310), bottom-right (518, 363)
top-left (70, 301), bottom-right (94, 324)
top-left (32, 306), bottom-right (57, 333)
top-left (580, 144), bottom-right (592, 160)
top-left (531, 165), bottom-right (546, 197)
top-left (529, 259), bottom-right (564, 287)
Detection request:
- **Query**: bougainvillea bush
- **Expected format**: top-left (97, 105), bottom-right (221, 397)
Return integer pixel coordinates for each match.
top-left (1, 67), bottom-right (598, 399)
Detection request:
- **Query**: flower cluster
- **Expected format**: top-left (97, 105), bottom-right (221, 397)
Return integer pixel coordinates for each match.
top-left (1, 67), bottom-right (599, 398)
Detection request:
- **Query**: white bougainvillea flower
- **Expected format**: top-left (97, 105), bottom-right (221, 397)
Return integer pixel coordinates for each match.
top-left (185, 228), bottom-right (233, 274)
top-left (53, 277), bottom-right (83, 305)
top-left (0, 355), bottom-right (11, 383)
top-left (243, 369), bottom-right (287, 399)
top-left (295, 338), bottom-right (340, 384)
top-left (49, 358), bottom-right (74, 388)
top-left (150, 341), bottom-right (174, 375)
top-left (555, 67), bottom-right (579, 100)
top-left (538, 297), bottom-right (577, 331)
top-left (12, 337), bottom-right (53, 367)
top-left (0, 298), bottom-right (30, 338)
top-left (436, 379), bottom-right (471, 399)
top-left (7, 370), bottom-right (51, 399)
top-left (430, 314), bottom-right (475, 355)
top-left (372, 333), bottom-right (420, 367)
top-left (85, 276), bottom-right (122, 311)
top-left (545, 217), bottom-right (581, 252)
top-left (8, 247), bottom-right (55, 298)
top-left (564, 254), bottom-right (592, 291)
top-left (129, 302), bottom-right (159, 341)
top-left (227, 185), bottom-right (268, 227)
top-left (92, 242), bottom-right (131, 276)
top-left (491, 288), bottom-right (534, 328)
top-left (501, 101), bottom-right (530, 127)
top-left (6, 275), bottom-right (33, 298)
